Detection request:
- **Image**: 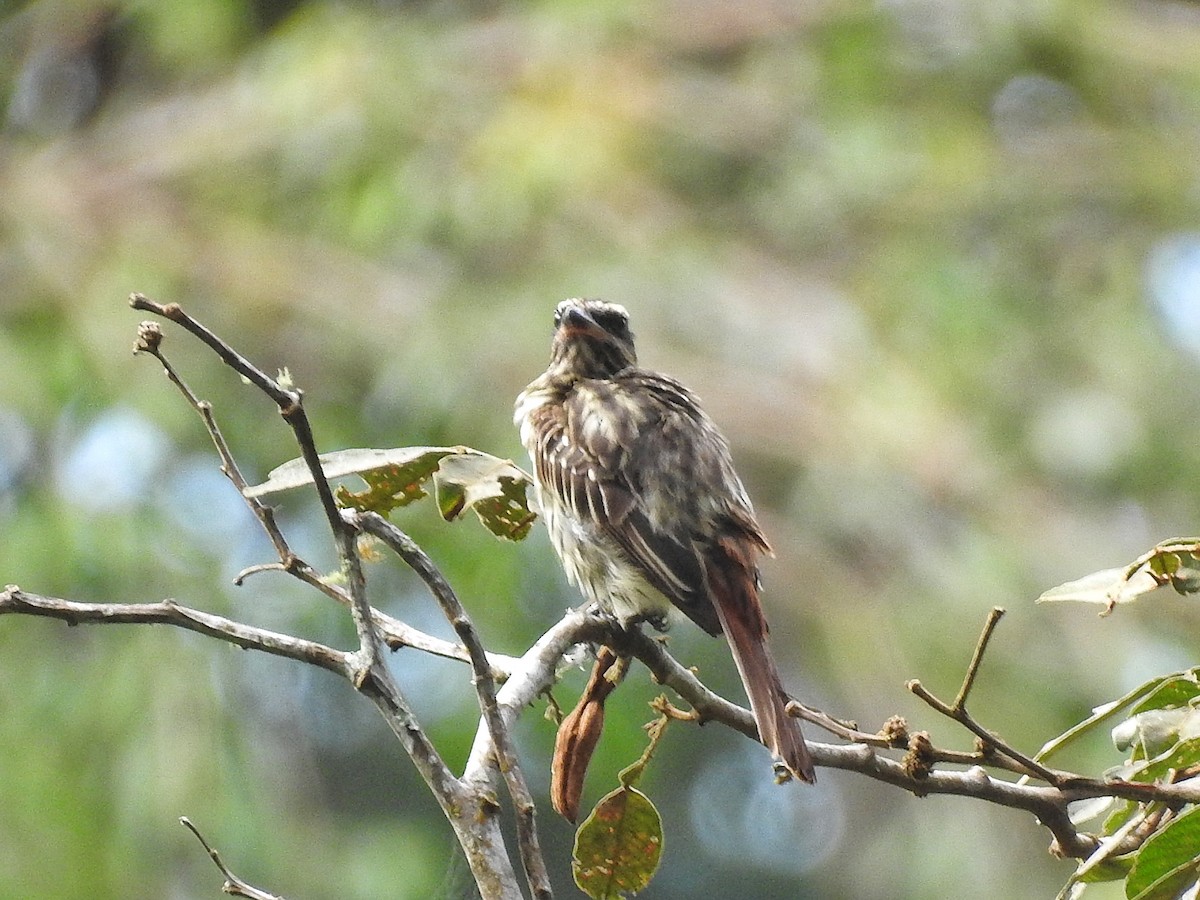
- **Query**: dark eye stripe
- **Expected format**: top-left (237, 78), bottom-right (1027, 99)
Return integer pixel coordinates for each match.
top-left (592, 310), bottom-right (628, 332)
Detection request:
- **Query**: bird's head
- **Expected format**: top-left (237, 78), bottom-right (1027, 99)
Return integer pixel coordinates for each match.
top-left (548, 298), bottom-right (637, 380)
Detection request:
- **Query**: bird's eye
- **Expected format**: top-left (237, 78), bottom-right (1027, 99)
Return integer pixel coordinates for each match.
top-left (592, 308), bottom-right (629, 334)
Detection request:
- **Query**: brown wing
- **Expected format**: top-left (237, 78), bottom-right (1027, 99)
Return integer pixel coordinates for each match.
top-left (531, 370), bottom-right (769, 636)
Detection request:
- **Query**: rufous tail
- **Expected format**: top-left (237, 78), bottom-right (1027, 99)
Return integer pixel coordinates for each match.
top-left (707, 537), bottom-right (815, 784)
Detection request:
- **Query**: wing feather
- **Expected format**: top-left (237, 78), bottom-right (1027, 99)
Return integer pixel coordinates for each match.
top-left (523, 371), bottom-right (768, 637)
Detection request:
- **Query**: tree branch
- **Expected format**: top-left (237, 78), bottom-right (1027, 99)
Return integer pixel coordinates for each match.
top-left (487, 608), bottom-right (1200, 863)
top-left (128, 300), bottom-right (529, 899)
top-left (1, 585), bottom-right (352, 677)
top-left (351, 510), bottom-right (551, 900)
top-left (134, 316), bottom-right (520, 678)
top-left (132, 295), bottom-right (383, 679)
top-left (907, 607), bottom-right (1063, 784)
top-left (12, 581), bottom-right (1200, 871)
top-left (954, 605), bottom-right (1005, 710)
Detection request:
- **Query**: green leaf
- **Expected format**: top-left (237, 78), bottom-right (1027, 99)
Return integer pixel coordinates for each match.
top-left (1142, 542), bottom-right (1200, 595)
top-left (242, 446), bottom-right (536, 540)
top-left (1126, 806), bottom-right (1200, 900)
top-left (1074, 856), bottom-right (1134, 883)
top-left (1131, 672), bottom-right (1200, 717)
top-left (1103, 801), bottom-right (1140, 837)
top-left (1034, 674), bottom-right (1189, 765)
top-left (1127, 735), bottom-right (1200, 784)
top-left (1146, 552), bottom-right (1181, 579)
top-left (572, 786), bottom-right (663, 900)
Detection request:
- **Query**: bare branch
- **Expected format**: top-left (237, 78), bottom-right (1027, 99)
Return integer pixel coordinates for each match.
top-left (786, 703), bottom-right (892, 747)
top-left (233, 562), bottom-right (518, 678)
top-left (1, 585), bottom-right (352, 677)
top-left (133, 301), bottom-right (522, 683)
top-left (487, 608), bottom-right (1200, 863)
top-left (128, 302), bottom-right (526, 898)
top-left (352, 510), bottom-right (551, 899)
top-left (3, 583), bottom-right (528, 896)
top-left (181, 817), bottom-right (286, 900)
top-left (375, 610), bottom-right (519, 678)
top-left (907, 607), bottom-right (1062, 784)
top-left (130, 296), bottom-right (294, 411)
top-left (464, 608), bottom-right (601, 784)
top-left (130, 296), bottom-right (366, 651)
top-left (133, 311), bottom-right (340, 614)
top-left (14, 580), bottom-right (1200, 870)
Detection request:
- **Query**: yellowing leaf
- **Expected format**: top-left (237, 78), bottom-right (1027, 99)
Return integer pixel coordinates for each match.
top-left (336, 450), bottom-right (452, 513)
top-left (432, 452), bottom-right (536, 540)
top-left (572, 786), bottom-right (663, 900)
top-left (244, 447), bottom-right (453, 500)
top-left (243, 446), bottom-right (536, 540)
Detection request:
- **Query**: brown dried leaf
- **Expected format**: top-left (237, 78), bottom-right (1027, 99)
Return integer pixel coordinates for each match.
top-left (552, 648), bottom-right (620, 823)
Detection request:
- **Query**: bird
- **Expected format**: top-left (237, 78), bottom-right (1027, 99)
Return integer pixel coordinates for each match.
top-left (515, 298), bottom-right (814, 783)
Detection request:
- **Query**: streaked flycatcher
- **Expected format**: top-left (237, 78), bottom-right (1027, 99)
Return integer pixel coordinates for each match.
top-left (515, 298), bottom-right (814, 783)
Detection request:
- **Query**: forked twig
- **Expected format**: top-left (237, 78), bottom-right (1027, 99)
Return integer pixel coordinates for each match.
top-left (352, 510), bottom-right (550, 897)
top-left (907, 607), bottom-right (1061, 784)
top-left (131, 293), bottom-right (383, 675)
top-left (130, 298), bottom-right (549, 899)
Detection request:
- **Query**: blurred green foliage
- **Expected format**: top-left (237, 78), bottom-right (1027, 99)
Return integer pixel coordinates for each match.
top-left (4, 0), bottom-right (1200, 897)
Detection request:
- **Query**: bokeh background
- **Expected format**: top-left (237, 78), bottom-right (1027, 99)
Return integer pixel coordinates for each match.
top-left (3, 0), bottom-right (1200, 897)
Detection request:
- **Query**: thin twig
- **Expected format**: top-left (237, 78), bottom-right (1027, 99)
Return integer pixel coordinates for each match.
top-left (954, 606), bottom-right (1005, 709)
top-left (133, 305), bottom-right (521, 683)
top-left (181, 817), bottom-right (286, 900)
top-left (133, 318), bottom-right (322, 602)
top-left (131, 296), bottom-right (293, 407)
top-left (784, 705), bottom-right (1002, 772)
top-left (132, 297), bottom-right (371, 661)
top-left (907, 679), bottom-right (1063, 783)
top-left (787, 703), bottom-right (893, 747)
top-left (233, 562), bottom-right (290, 583)
top-left (231, 563), bottom-right (516, 676)
top-left (133, 319), bottom-right (291, 561)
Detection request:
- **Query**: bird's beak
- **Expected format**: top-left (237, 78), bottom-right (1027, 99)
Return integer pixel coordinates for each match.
top-left (557, 305), bottom-right (607, 341)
